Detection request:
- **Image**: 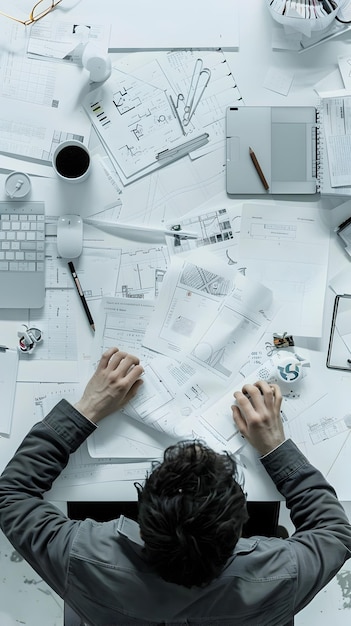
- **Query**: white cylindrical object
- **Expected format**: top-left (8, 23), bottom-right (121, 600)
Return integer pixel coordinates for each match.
top-left (82, 43), bottom-right (112, 83)
top-left (5, 172), bottom-right (31, 199)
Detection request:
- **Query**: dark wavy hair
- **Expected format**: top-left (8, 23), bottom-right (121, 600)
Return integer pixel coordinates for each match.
top-left (135, 440), bottom-right (248, 588)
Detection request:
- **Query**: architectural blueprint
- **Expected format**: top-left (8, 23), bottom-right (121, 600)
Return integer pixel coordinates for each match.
top-left (115, 245), bottom-right (169, 300)
top-left (83, 50), bottom-right (243, 183)
top-left (116, 142), bottom-right (229, 235)
top-left (84, 60), bottom-right (199, 182)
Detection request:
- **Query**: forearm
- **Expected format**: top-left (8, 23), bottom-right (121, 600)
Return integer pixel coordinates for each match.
top-left (261, 438), bottom-right (351, 612)
top-left (261, 439), bottom-right (351, 533)
top-left (0, 400), bottom-right (95, 595)
top-left (0, 400), bottom-right (95, 501)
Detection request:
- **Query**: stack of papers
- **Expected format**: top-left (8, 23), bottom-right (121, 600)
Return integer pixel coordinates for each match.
top-left (88, 252), bottom-right (276, 455)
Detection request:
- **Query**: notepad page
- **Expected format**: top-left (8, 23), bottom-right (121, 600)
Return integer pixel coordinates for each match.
top-left (0, 348), bottom-right (19, 436)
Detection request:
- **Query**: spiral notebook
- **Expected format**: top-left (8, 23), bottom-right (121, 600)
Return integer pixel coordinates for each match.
top-left (226, 101), bottom-right (351, 196)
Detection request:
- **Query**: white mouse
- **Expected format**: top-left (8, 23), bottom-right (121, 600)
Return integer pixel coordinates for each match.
top-left (57, 214), bottom-right (83, 259)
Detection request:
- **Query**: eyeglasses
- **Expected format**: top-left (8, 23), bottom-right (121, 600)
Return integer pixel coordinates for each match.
top-left (0, 0), bottom-right (62, 26)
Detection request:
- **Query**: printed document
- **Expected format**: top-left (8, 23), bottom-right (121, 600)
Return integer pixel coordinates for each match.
top-left (323, 96), bottom-right (351, 187)
top-left (0, 54), bottom-right (91, 162)
top-left (89, 297), bottom-right (188, 455)
top-left (27, 20), bottom-right (110, 63)
top-left (237, 203), bottom-right (330, 337)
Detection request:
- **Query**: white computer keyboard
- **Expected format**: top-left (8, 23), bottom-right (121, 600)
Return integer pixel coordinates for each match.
top-left (0, 204), bottom-right (45, 273)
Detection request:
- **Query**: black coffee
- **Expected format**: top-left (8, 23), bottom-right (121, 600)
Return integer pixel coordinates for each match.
top-left (55, 145), bottom-right (90, 178)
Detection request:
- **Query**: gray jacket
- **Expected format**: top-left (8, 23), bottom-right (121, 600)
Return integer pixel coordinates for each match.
top-left (0, 399), bottom-right (350, 626)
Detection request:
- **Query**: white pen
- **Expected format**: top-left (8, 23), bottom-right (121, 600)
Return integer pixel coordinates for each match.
top-left (299, 24), bottom-right (351, 53)
top-left (84, 219), bottom-right (198, 240)
top-left (156, 132), bottom-right (209, 161)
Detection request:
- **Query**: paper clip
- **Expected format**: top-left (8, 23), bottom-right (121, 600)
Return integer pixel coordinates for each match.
top-left (178, 58), bottom-right (211, 127)
top-left (169, 94), bottom-right (186, 136)
top-left (18, 325), bottom-right (43, 354)
top-left (176, 59), bottom-right (211, 129)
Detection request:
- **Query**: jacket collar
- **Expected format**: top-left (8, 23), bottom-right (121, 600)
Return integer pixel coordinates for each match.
top-left (116, 515), bottom-right (145, 548)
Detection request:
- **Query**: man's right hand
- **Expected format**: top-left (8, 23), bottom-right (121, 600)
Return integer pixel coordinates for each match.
top-left (74, 347), bottom-right (144, 425)
top-left (232, 381), bottom-right (284, 456)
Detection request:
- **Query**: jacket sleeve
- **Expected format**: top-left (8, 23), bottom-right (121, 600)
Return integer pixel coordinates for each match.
top-left (0, 399), bottom-right (96, 598)
top-left (261, 438), bottom-right (351, 614)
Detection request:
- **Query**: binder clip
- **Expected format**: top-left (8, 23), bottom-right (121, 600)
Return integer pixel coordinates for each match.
top-left (18, 325), bottom-right (43, 354)
top-left (273, 332), bottom-right (295, 349)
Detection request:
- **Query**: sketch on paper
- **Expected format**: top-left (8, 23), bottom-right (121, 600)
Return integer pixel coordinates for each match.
top-left (115, 246), bottom-right (169, 299)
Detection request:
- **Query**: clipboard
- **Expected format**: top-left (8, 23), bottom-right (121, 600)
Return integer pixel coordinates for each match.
top-left (326, 295), bottom-right (351, 371)
top-left (0, 346), bottom-right (19, 435)
top-left (225, 106), bottom-right (317, 194)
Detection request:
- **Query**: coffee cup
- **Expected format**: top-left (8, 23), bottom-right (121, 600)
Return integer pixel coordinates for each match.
top-left (52, 140), bottom-right (91, 183)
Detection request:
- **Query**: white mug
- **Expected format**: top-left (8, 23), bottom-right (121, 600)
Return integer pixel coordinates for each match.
top-left (52, 140), bottom-right (91, 183)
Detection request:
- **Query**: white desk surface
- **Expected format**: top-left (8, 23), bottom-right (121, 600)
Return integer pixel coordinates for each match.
top-left (1, 2), bottom-right (351, 502)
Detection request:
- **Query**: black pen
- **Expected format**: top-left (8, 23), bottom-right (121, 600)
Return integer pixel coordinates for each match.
top-left (68, 261), bottom-right (95, 332)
